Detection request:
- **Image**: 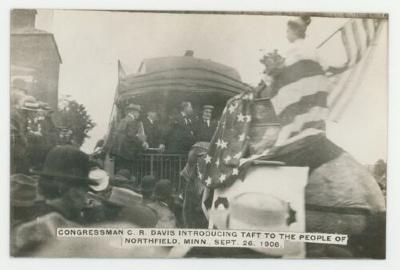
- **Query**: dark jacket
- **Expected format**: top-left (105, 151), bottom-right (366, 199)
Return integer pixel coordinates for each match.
top-left (194, 119), bottom-right (218, 143)
top-left (41, 115), bottom-right (59, 148)
top-left (142, 117), bottom-right (164, 148)
top-left (110, 115), bottom-right (144, 160)
top-left (167, 113), bottom-right (195, 153)
top-left (10, 109), bottom-right (29, 174)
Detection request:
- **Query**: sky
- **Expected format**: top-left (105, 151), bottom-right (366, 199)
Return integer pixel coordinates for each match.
top-left (35, 10), bottom-right (387, 164)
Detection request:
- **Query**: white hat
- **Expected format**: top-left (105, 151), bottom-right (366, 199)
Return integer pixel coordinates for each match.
top-left (228, 192), bottom-right (292, 257)
top-left (88, 168), bottom-right (110, 192)
top-left (229, 192), bottom-right (290, 231)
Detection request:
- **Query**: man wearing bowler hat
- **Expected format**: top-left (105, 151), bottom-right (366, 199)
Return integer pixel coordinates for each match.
top-left (146, 179), bottom-right (177, 228)
top-left (140, 175), bottom-right (156, 204)
top-left (194, 105), bottom-right (217, 143)
top-left (110, 103), bottom-right (148, 173)
top-left (11, 146), bottom-right (95, 256)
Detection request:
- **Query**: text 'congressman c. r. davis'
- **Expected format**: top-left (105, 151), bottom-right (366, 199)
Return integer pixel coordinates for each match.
top-left (56, 228), bottom-right (348, 249)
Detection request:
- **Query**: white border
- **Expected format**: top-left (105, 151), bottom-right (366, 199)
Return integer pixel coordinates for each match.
top-left (1, 1), bottom-right (399, 270)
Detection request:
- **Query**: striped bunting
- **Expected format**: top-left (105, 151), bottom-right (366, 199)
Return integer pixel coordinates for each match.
top-left (270, 56), bottom-right (329, 146)
top-left (275, 106), bottom-right (329, 146)
top-left (272, 74), bottom-right (329, 115)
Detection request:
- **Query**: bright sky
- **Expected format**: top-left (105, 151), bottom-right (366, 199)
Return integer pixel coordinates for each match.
top-left (35, 10), bottom-right (387, 164)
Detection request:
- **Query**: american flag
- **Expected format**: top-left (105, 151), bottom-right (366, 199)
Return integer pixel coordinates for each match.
top-left (319, 18), bottom-right (386, 121)
top-left (199, 90), bottom-right (255, 189)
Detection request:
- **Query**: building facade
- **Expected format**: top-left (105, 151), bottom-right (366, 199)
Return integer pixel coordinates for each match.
top-left (10, 9), bottom-right (62, 109)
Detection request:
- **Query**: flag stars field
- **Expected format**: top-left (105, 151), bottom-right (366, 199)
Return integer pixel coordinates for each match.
top-left (216, 139), bottom-right (228, 149)
top-left (232, 168), bottom-right (239, 175)
top-left (237, 113), bottom-right (245, 122)
top-left (238, 133), bottom-right (246, 141)
top-left (205, 177), bottom-right (212, 186)
top-left (224, 155), bottom-right (232, 163)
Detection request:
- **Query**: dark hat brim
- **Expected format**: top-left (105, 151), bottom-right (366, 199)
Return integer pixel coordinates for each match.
top-left (203, 105), bottom-right (214, 111)
top-left (31, 170), bottom-right (97, 186)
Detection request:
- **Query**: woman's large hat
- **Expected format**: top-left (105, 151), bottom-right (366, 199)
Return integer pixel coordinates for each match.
top-left (20, 96), bottom-right (41, 111)
top-left (38, 101), bottom-right (53, 112)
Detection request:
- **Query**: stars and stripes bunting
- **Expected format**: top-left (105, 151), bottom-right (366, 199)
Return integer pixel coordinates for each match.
top-left (199, 91), bottom-right (254, 188)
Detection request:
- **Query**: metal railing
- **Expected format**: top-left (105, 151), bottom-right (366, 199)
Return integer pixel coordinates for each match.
top-left (131, 153), bottom-right (187, 193)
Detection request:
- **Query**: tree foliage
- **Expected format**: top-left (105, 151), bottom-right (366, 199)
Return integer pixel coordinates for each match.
top-left (53, 96), bottom-right (96, 147)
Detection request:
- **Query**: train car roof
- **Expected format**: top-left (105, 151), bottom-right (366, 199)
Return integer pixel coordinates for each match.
top-left (116, 55), bottom-right (252, 103)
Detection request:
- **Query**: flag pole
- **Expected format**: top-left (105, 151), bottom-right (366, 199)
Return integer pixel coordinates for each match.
top-left (317, 20), bottom-right (350, 49)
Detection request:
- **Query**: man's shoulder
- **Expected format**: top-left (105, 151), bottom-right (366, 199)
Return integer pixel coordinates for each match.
top-left (14, 212), bottom-right (76, 240)
top-left (12, 212), bottom-right (77, 255)
top-left (142, 118), bottom-right (153, 127)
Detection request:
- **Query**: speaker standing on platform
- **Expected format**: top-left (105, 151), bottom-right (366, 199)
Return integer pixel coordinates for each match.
top-left (194, 105), bottom-right (218, 143)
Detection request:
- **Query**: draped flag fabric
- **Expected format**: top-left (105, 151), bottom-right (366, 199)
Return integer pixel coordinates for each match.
top-left (199, 90), bottom-right (254, 189)
top-left (320, 18), bottom-right (384, 121)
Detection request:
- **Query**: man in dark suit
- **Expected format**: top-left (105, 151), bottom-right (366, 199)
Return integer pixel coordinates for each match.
top-left (142, 109), bottom-right (165, 152)
top-left (167, 101), bottom-right (195, 153)
top-left (110, 103), bottom-right (148, 173)
top-left (194, 105), bottom-right (218, 143)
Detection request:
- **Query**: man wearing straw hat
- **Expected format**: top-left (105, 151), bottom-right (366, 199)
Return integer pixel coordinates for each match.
top-left (11, 94), bottom-right (41, 174)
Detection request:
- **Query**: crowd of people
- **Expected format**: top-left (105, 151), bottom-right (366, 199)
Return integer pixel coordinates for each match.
top-left (10, 79), bottom-right (77, 175)
top-left (11, 143), bottom-right (191, 256)
top-left (10, 82), bottom-right (216, 255)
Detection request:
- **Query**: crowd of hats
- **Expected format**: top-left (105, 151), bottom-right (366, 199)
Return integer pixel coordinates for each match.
top-left (11, 143), bottom-right (176, 224)
top-left (11, 79), bottom-right (54, 113)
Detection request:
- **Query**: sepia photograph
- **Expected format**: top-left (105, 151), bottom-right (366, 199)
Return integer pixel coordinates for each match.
top-left (9, 8), bottom-right (388, 259)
